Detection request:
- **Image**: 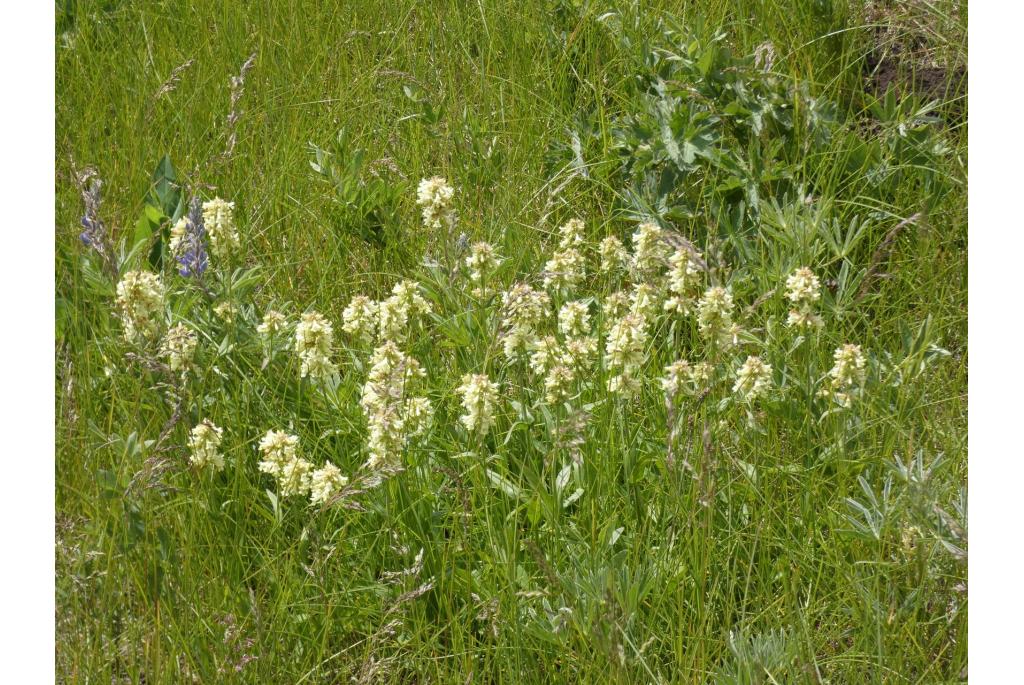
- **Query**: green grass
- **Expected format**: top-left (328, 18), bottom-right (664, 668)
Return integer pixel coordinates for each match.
top-left (56, 1), bottom-right (967, 682)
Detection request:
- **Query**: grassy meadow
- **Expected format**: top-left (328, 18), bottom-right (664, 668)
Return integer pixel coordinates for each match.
top-left (55, 1), bottom-right (967, 682)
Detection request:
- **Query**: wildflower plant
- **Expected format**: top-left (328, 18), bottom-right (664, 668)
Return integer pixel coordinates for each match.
top-left (201, 197), bottom-right (240, 260)
top-left (361, 341), bottom-right (432, 469)
top-left (416, 176), bottom-right (456, 230)
top-left (161, 323), bottom-right (198, 372)
top-left (115, 270), bottom-right (165, 344)
top-left (257, 310), bottom-right (289, 342)
top-left (188, 420), bottom-right (224, 470)
top-left (785, 266), bottom-right (824, 329)
top-left (341, 295), bottom-right (378, 345)
top-left (457, 373), bottom-right (499, 437)
top-left (294, 311), bottom-right (339, 380)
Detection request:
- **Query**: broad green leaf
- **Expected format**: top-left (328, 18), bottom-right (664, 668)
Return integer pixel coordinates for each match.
top-left (148, 154), bottom-right (181, 218)
top-left (133, 203), bottom-right (163, 248)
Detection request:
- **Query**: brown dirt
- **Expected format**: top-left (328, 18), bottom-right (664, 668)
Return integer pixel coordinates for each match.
top-left (862, 1), bottom-right (966, 123)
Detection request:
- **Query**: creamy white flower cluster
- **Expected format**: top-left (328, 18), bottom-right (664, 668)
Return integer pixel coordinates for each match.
top-left (169, 217), bottom-right (189, 256)
top-left (663, 247), bottom-right (703, 315)
top-left (696, 286), bottom-right (738, 346)
top-left (309, 461), bottom-right (349, 505)
top-left (294, 311), bottom-right (339, 380)
top-left (543, 219), bottom-right (587, 293)
top-left (661, 359), bottom-right (712, 399)
top-left (631, 222), bottom-right (670, 278)
top-left (598, 235), bottom-right (629, 274)
top-left (457, 373), bottom-right (499, 436)
top-left (379, 280), bottom-right (433, 342)
top-left (202, 197), bottom-right (240, 260)
top-left (258, 430), bottom-right (313, 497)
top-left (527, 333), bottom-right (597, 405)
top-left (629, 282), bottom-right (663, 320)
top-left (820, 343), bottom-right (866, 408)
top-left (116, 270), bottom-right (165, 343)
top-left (360, 341), bottom-right (432, 469)
top-left (466, 241), bottom-right (502, 297)
top-left (341, 295), bottom-right (378, 345)
top-left (733, 355), bottom-right (773, 402)
top-left (604, 313), bottom-right (648, 397)
top-left (340, 281), bottom-right (432, 348)
top-left (602, 290), bottom-right (630, 319)
top-left (416, 176), bottom-right (455, 230)
top-left (785, 267), bottom-right (823, 329)
top-left (257, 310), bottom-right (289, 342)
top-left (257, 429), bottom-right (349, 503)
top-left (189, 419), bottom-right (224, 470)
top-left (499, 283), bottom-right (551, 360)
top-left (214, 301), bottom-right (238, 323)
top-left (162, 323), bottom-right (198, 372)
top-left (557, 301), bottom-right (590, 338)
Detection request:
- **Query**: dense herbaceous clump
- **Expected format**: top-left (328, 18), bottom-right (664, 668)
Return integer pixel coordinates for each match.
top-left (56, 3), bottom-right (965, 682)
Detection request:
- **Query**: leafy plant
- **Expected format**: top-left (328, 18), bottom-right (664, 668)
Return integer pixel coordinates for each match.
top-left (133, 155), bottom-right (184, 270)
top-left (309, 129), bottom-right (406, 246)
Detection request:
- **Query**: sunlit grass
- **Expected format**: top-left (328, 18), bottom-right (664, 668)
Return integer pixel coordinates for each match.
top-left (56, 1), bottom-right (966, 682)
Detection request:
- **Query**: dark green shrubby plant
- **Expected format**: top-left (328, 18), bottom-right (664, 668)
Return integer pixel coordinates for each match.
top-left (309, 128), bottom-right (407, 247)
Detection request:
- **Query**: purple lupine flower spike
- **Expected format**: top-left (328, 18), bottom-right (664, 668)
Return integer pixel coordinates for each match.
top-left (76, 174), bottom-right (119, 279)
top-left (177, 197), bottom-right (209, 278)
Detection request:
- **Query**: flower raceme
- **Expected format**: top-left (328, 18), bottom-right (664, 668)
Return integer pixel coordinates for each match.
top-left (631, 222), bottom-right (669, 277)
top-left (416, 176), bottom-right (455, 230)
top-left (162, 323), bottom-right (198, 372)
top-left (785, 267), bottom-right (824, 329)
top-left (214, 301), bottom-right (239, 324)
top-left (543, 247), bottom-right (586, 294)
top-left (202, 197), bottom-right (240, 260)
top-left (664, 247), bottom-right (703, 315)
top-left (169, 217), bottom-right (188, 256)
top-left (605, 313), bottom-right (648, 397)
top-left (457, 373), bottom-right (499, 436)
top-left (557, 301), bottom-right (591, 338)
top-left (257, 430), bottom-right (300, 477)
top-left (361, 342), bottom-right (432, 469)
top-left (176, 199), bottom-right (209, 278)
top-left (629, 283), bottom-right (663, 320)
top-left (543, 219), bottom-right (588, 294)
top-left (116, 270), bottom-right (165, 343)
top-left (785, 267), bottom-right (821, 305)
top-left (599, 235), bottom-right (629, 274)
top-left (256, 430), bottom-right (313, 497)
top-left (466, 242), bottom-right (502, 296)
top-left (662, 359), bottom-right (710, 399)
top-left (342, 295), bottom-right (378, 345)
top-left (257, 310), bottom-right (289, 341)
top-left (257, 429), bottom-right (353, 505)
top-left (379, 280), bottom-right (433, 342)
top-left (696, 286), bottom-right (735, 343)
top-left (820, 343), bottom-right (867, 408)
top-left (500, 283), bottom-right (551, 361)
top-left (733, 356), bottom-right (773, 402)
top-left (294, 311), bottom-right (338, 380)
top-left (189, 420), bottom-right (224, 470)
top-left (309, 461), bottom-right (348, 505)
